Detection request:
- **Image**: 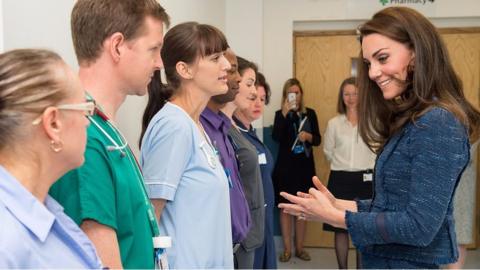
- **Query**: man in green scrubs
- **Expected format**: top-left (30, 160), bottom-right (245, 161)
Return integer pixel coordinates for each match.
top-left (49, 0), bottom-right (169, 268)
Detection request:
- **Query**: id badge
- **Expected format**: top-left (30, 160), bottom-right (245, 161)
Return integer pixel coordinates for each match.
top-left (155, 248), bottom-right (169, 269)
top-left (224, 168), bottom-right (233, 188)
top-left (153, 236), bottom-right (171, 270)
top-left (293, 144), bottom-right (305, 154)
top-left (363, 173), bottom-right (373, 182)
top-left (258, 153), bottom-right (267, 165)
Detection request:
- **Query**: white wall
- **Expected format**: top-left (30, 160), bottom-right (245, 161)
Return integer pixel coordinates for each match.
top-left (225, 0), bottom-right (264, 137)
top-left (2, 0), bottom-right (76, 68)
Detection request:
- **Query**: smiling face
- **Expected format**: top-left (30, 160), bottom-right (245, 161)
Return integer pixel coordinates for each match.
top-left (362, 33), bottom-right (415, 100)
top-left (234, 67), bottom-right (257, 110)
top-left (342, 83), bottom-right (358, 111)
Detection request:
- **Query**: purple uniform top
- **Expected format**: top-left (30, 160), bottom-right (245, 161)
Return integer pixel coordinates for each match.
top-left (200, 107), bottom-right (251, 243)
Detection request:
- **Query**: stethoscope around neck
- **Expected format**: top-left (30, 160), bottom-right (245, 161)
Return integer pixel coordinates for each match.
top-left (87, 108), bottom-right (128, 158)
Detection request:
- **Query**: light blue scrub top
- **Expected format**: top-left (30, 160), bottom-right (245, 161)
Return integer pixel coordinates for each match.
top-left (0, 166), bottom-right (102, 268)
top-left (141, 102), bottom-right (233, 269)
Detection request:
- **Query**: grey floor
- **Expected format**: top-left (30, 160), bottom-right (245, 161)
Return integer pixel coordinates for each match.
top-left (274, 238), bottom-right (480, 269)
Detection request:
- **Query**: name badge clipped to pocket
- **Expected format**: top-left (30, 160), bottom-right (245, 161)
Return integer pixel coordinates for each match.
top-left (258, 153), bottom-right (267, 165)
top-left (224, 168), bottom-right (233, 188)
top-left (293, 144), bottom-right (305, 154)
top-left (363, 173), bottom-right (373, 182)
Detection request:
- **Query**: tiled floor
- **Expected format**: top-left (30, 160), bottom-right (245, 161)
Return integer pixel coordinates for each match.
top-left (274, 238), bottom-right (480, 269)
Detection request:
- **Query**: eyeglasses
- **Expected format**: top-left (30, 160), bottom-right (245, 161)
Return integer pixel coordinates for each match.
top-left (32, 101), bottom-right (96, 125)
top-left (58, 101), bottom-right (96, 116)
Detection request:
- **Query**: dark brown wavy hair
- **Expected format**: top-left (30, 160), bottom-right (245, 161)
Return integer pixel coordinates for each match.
top-left (357, 7), bottom-right (480, 152)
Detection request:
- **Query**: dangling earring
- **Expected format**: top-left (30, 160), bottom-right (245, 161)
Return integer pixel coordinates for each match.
top-left (50, 140), bottom-right (63, 153)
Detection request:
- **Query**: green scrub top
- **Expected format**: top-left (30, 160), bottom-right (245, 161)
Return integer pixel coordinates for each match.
top-left (50, 113), bottom-right (155, 269)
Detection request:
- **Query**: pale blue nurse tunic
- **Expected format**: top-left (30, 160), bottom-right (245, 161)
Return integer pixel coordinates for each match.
top-left (141, 102), bottom-right (233, 269)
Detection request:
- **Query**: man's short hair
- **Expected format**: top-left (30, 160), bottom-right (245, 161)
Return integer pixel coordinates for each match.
top-left (71, 0), bottom-right (170, 65)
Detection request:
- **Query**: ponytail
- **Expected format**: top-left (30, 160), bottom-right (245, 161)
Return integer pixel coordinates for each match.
top-left (139, 70), bottom-right (173, 148)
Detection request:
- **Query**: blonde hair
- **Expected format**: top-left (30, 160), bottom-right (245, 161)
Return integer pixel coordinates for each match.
top-left (0, 49), bottom-right (68, 150)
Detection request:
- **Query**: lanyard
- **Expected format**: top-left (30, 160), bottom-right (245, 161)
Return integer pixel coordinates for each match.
top-left (291, 115), bottom-right (308, 151)
top-left (86, 93), bottom-right (160, 238)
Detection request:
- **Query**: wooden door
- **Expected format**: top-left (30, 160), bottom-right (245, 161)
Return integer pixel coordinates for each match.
top-left (442, 30), bottom-right (480, 249)
top-left (294, 31), bottom-right (359, 247)
top-left (294, 28), bottom-right (480, 248)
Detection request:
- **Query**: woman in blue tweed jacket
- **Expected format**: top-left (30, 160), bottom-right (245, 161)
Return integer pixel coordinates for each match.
top-left (279, 7), bottom-right (480, 269)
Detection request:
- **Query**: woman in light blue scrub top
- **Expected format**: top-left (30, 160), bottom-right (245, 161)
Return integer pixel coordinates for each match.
top-left (0, 49), bottom-right (101, 268)
top-left (139, 22), bottom-right (234, 269)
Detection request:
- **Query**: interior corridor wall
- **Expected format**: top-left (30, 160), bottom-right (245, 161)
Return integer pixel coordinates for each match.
top-left (2, 0), bottom-right (76, 68)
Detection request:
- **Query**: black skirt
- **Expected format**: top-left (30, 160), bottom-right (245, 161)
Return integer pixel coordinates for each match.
top-left (273, 153), bottom-right (315, 204)
top-left (323, 170), bottom-right (373, 232)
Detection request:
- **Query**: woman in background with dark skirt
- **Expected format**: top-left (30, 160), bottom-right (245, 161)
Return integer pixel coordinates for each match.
top-left (323, 77), bottom-right (376, 269)
top-left (272, 78), bottom-right (321, 262)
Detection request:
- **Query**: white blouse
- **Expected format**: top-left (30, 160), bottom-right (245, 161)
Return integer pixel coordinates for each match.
top-left (323, 114), bottom-right (376, 171)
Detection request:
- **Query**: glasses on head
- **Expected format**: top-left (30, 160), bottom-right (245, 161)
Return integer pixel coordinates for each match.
top-left (32, 101), bottom-right (96, 125)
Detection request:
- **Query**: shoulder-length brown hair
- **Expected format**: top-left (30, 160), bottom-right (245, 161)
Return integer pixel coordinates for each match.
top-left (357, 7), bottom-right (480, 152)
top-left (281, 78), bottom-right (306, 113)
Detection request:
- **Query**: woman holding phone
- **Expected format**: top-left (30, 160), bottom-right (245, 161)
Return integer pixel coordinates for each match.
top-left (272, 78), bottom-right (321, 262)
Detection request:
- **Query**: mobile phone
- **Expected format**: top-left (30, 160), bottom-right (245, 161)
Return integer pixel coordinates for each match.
top-left (287, 92), bottom-right (297, 110)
